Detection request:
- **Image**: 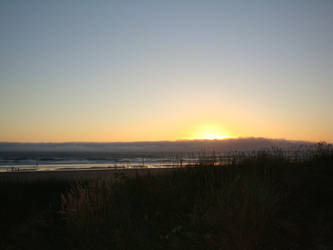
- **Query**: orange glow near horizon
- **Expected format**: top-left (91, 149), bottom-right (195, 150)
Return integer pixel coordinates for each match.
top-left (191, 135), bottom-right (231, 140)
top-left (0, 118), bottom-right (331, 143)
top-left (186, 124), bottom-right (233, 141)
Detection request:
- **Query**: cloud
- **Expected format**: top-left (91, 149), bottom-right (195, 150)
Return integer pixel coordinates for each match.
top-left (0, 138), bottom-right (316, 153)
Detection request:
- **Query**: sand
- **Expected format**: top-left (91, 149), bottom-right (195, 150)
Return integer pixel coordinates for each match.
top-left (0, 167), bottom-right (178, 182)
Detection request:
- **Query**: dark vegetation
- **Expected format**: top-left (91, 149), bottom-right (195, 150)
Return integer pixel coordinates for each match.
top-left (0, 143), bottom-right (332, 249)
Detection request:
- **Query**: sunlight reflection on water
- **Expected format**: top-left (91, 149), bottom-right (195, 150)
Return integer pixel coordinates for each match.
top-left (0, 159), bottom-right (199, 172)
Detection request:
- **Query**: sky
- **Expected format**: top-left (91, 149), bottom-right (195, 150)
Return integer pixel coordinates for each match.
top-left (1, 0), bottom-right (332, 143)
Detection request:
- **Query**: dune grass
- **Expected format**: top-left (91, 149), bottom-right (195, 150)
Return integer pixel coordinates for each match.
top-left (1, 144), bottom-right (333, 249)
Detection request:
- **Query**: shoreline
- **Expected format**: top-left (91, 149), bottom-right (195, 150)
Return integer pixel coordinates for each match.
top-left (0, 167), bottom-right (178, 182)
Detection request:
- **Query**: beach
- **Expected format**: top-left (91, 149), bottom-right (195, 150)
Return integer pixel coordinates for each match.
top-left (0, 167), bottom-right (177, 182)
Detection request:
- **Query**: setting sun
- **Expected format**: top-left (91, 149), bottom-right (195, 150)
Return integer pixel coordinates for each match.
top-left (191, 135), bottom-right (230, 140)
top-left (187, 125), bottom-right (232, 140)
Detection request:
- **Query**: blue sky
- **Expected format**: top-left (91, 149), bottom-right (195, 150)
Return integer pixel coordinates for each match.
top-left (1, 0), bottom-right (332, 142)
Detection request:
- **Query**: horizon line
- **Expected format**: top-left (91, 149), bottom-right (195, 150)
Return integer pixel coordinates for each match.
top-left (0, 137), bottom-right (327, 144)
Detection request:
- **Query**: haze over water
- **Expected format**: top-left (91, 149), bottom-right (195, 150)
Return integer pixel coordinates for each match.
top-left (0, 138), bottom-right (318, 172)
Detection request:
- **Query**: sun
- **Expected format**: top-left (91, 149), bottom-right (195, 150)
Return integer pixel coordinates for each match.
top-left (192, 134), bottom-right (230, 140)
top-left (187, 124), bottom-right (232, 140)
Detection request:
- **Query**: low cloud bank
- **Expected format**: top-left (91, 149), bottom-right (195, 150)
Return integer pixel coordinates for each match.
top-left (0, 138), bottom-right (318, 153)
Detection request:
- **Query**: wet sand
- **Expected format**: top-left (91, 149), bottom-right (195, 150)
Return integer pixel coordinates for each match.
top-left (0, 168), bottom-right (178, 182)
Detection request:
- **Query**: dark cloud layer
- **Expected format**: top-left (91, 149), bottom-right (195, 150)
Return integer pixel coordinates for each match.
top-left (0, 138), bottom-right (316, 153)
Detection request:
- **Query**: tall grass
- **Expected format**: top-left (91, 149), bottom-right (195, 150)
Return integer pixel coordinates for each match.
top-left (59, 145), bottom-right (333, 249)
top-left (1, 145), bottom-right (332, 249)
top-left (0, 179), bottom-right (72, 249)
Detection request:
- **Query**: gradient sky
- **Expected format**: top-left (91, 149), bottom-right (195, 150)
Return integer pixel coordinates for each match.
top-left (1, 0), bottom-right (332, 143)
